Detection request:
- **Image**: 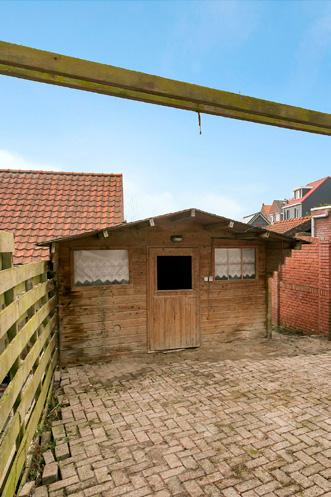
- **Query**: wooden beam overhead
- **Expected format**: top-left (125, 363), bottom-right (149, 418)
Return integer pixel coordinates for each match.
top-left (0, 41), bottom-right (331, 135)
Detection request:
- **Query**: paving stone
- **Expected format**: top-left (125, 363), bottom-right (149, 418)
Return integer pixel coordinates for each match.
top-left (55, 442), bottom-right (70, 461)
top-left (18, 481), bottom-right (35, 496)
top-left (59, 462), bottom-right (77, 480)
top-left (41, 431), bottom-right (52, 448)
top-left (48, 475), bottom-right (79, 492)
top-left (77, 465), bottom-right (94, 481)
top-left (109, 469), bottom-right (129, 486)
top-left (52, 425), bottom-right (66, 443)
top-left (42, 462), bottom-right (59, 485)
top-left (33, 488), bottom-right (49, 497)
top-left (222, 487), bottom-right (241, 497)
top-left (42, 352), bottom-right (330, 497)
top-left (43, 450), bottom-right (55, 465)
top-left (94, 466), bottom-right (110, 483)
top-left (49, 489), bottom-right (64, 497)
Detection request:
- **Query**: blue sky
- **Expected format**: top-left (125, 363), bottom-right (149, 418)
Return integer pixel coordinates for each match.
top-left (0, 0), bottom-right (330, 221)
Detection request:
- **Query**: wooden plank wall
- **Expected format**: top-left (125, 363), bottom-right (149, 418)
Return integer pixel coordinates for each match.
top-left (56, 226), bottom-right (268, 365)
top-left (0, 231), bottom-right (58, 497)
top-left (200, 239), bottom-right (267, 343)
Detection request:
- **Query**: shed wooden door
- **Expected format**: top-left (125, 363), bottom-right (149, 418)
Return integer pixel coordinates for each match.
top-left (148, 247), bottom-right (199, 351)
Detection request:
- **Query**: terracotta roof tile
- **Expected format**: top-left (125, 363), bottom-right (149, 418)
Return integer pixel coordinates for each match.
top-left (266, 216), bottom-right (311, 235)
top-left (0, 169), bottom-right (123, 264)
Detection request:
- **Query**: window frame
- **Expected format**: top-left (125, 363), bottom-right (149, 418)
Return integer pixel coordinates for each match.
top-left (213, 246), bottom-right (258, 283)
top-left (70, 247), bottom-right (132, 290)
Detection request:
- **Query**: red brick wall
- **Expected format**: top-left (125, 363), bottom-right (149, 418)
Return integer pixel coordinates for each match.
top-left (272, 210), bottom-right (331, 337)
top-left (314, 207), bottom-right (331, 240)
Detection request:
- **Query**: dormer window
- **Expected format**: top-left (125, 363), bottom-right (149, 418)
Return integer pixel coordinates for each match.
top-left (293, 186), bottom-right (312, 200)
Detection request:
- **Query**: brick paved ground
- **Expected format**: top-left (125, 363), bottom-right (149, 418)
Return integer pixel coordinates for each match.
top-left (32, 350), bottom-right (331, 497)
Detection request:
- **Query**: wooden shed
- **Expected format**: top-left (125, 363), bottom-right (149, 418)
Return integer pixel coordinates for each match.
top-left (40, 209), bottom-right (301, 365)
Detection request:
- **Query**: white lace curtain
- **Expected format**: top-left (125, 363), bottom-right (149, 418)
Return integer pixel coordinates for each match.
top-left (74, 250), bottom-right (129, 286)
top-left (215, 248), bottom-right (255, 280)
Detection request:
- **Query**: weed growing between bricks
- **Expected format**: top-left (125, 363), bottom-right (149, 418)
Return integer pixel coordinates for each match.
top-left (26, 372), bottom-right (63, 488)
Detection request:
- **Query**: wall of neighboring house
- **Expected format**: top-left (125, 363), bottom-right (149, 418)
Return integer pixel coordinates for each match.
top-left (302, 178), bottom-right (331, 216)
top-left (282, 204), bottom-right (302, 219)
top-left (272, 207), bottom-right (331, 337)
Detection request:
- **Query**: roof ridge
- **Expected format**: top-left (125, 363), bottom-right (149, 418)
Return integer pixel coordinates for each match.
top-left (0, 168), bottom-right (122, 177)
top-left (306, 176), bottom-right (329, 186)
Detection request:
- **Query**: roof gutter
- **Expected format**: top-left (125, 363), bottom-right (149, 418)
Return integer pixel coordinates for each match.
top-left (281, 201), bottom-right (302, 209)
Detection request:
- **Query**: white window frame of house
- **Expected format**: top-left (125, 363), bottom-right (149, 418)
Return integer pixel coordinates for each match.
top-left (73, 249), bottom-right (130, 287)
top-left (214, 247), bottom-right (256, 281)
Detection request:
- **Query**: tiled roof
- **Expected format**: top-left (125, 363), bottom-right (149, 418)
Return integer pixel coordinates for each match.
top-left (266, 216), bottom-right (311, 235)
top-left (0, 169), bottom-right (123, 264)
top-left (285, 177), bottom-right (329, 206)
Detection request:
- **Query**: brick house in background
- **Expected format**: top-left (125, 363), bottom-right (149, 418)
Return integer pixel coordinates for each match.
top-left (268, 200), bottom-right (287, 223)
top-left (244, 176), bottom-right (331, 227)
top-left (0, 169), bottom-right (124, 263)
top-left (269, 208), bottom-right (331, 338)
top-left (243, 200), bottom-right (286, 227)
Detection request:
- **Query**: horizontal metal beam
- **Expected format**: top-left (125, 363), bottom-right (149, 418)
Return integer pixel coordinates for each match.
top-left (0, 41), bottom-right (331, 135)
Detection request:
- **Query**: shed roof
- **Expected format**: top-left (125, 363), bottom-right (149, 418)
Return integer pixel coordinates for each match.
top-left (38, 208), bottom-right (301, 247)
top-left (0, 169), bottom-right (123, 263)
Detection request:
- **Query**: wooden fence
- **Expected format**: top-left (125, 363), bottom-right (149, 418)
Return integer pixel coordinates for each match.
top-left (0, 232), bottom-right (58, 497)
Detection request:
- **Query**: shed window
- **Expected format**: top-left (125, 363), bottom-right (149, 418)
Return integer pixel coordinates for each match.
top-left (215, 248), bottom-right (256, 280)
top-left (74, 250), bottom-right (129, 286)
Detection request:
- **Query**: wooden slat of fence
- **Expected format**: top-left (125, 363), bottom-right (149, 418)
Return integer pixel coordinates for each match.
top-left (0, 296), bottom-right (56, 383)
top-left (0, 335), bottom-right (56, 488)
top-left (0, 280), bottom-right (54, 341)
top-left (0, 261), bottom-right (47, 296)
top-left (0, 232), bottom-right (57, 497)
top-left (0, 315), bottom-right (57, 434)
top-left (0, 232), bottom-right (14, 254)
top-left (1, 351), bottom-right (57, 497)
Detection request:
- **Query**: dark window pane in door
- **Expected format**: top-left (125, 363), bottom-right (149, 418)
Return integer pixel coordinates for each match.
top-left (157, 256), bottom-right (192, 290)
